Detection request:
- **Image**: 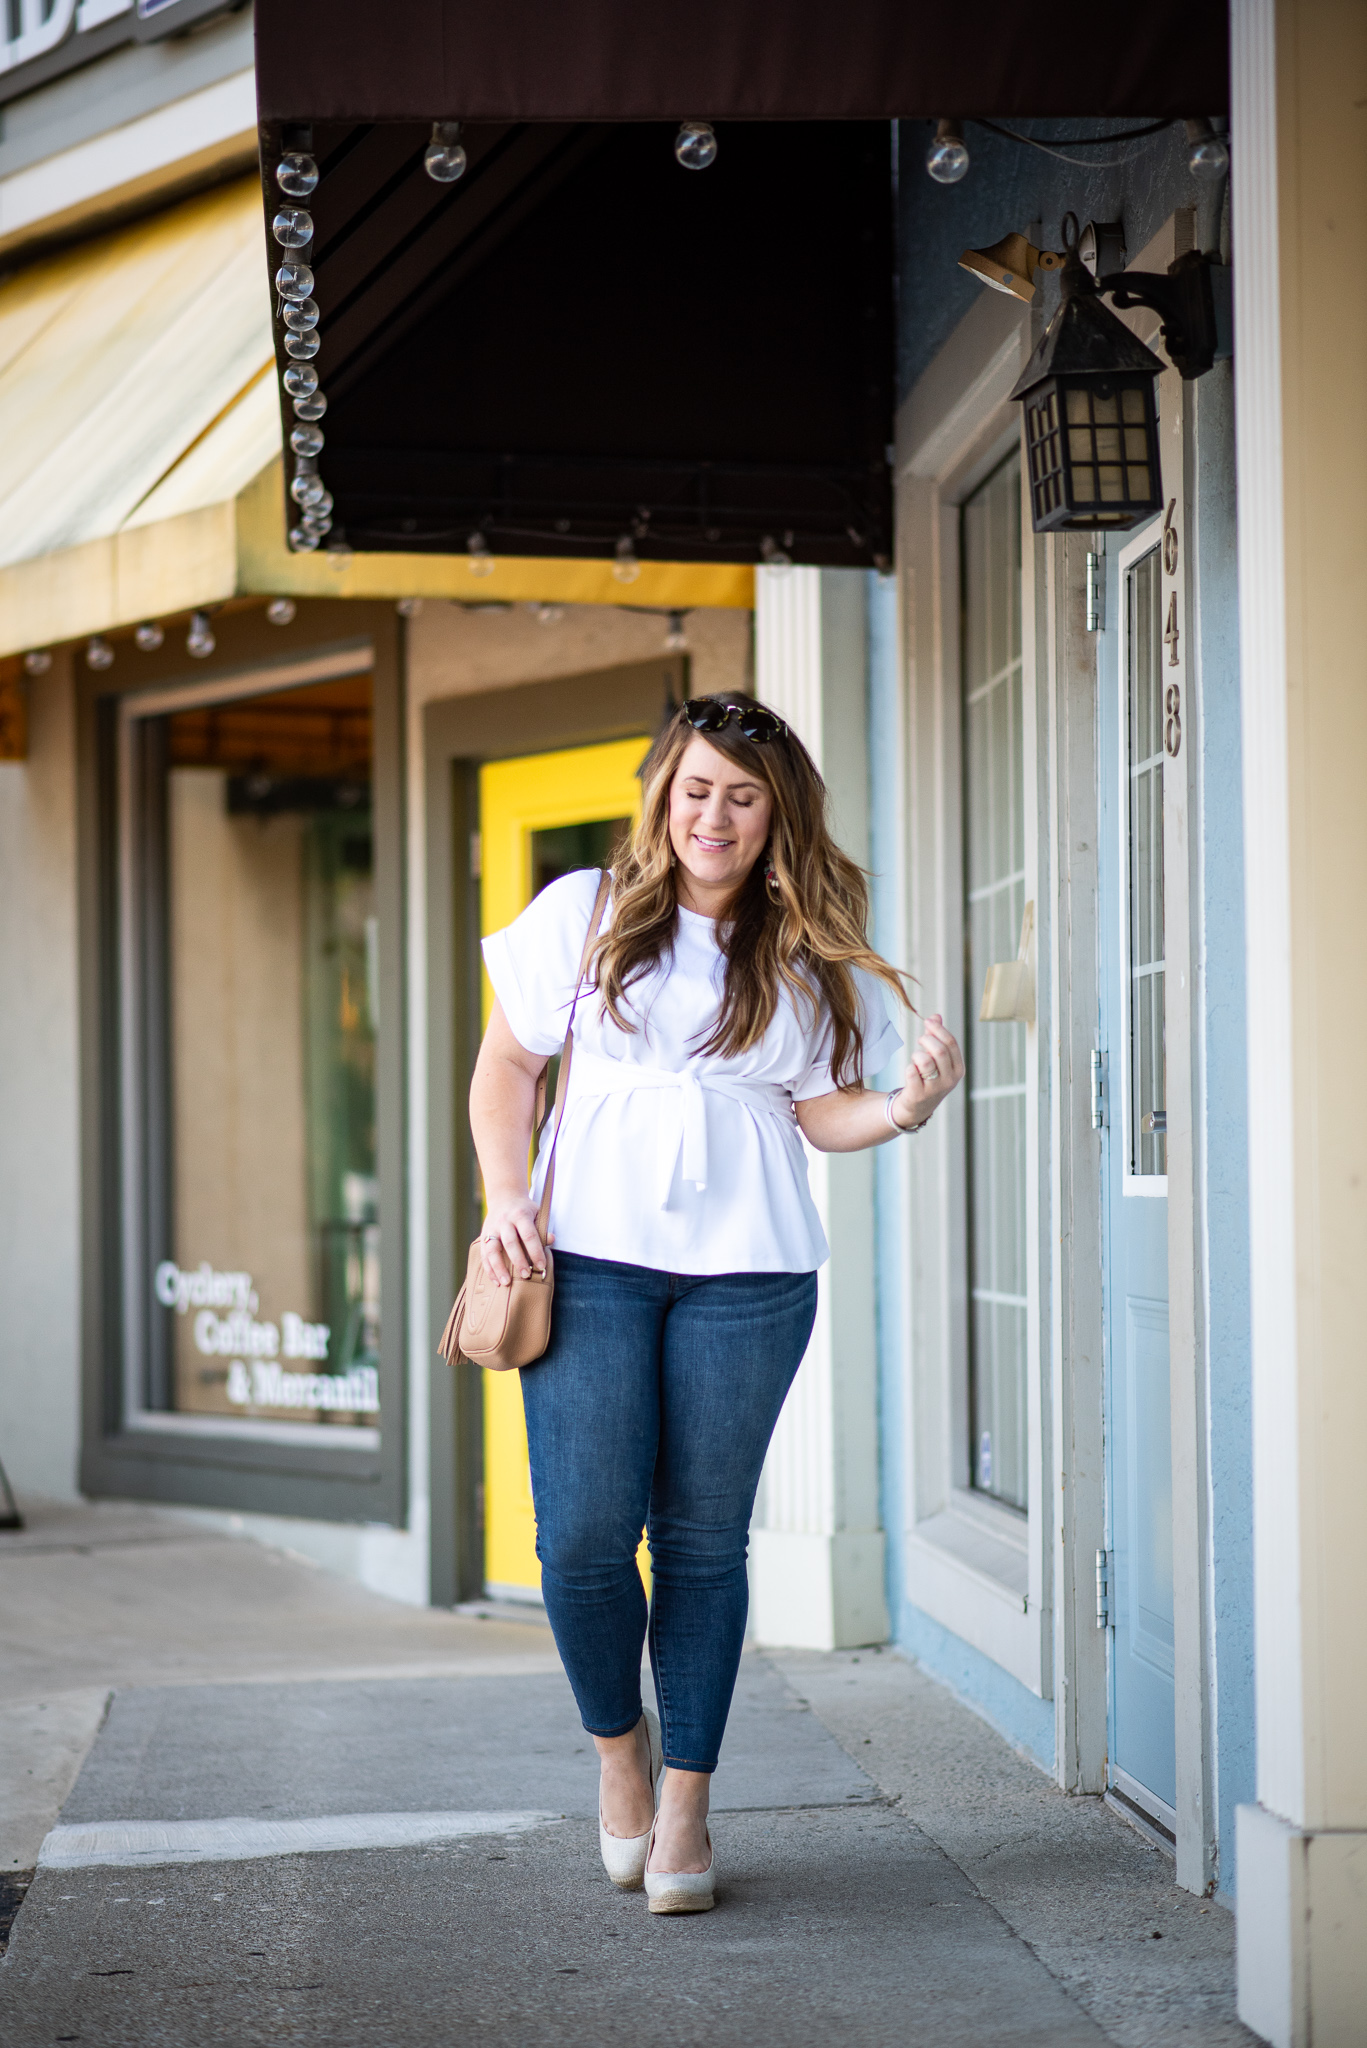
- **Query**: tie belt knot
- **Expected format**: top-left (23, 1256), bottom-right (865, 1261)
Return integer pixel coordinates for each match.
top-left (565, 1049), bottom-right (792, 1208)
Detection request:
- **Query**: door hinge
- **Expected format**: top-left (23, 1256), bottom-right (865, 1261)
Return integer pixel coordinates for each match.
top-left (1095, 1547), bottom-right (1112, 1629)
top-left (1090, 1049), bottom-right (1107, 1130)
top-left (1086, 547), bottom-right (1106, 632)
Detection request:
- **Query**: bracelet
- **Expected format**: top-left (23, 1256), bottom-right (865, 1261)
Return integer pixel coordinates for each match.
top-left (886, 1088), bottom-right (930, 1135)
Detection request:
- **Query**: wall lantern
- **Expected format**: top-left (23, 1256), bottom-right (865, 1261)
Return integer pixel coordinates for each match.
top-left (1009, 218), bottom-right (1165, 534)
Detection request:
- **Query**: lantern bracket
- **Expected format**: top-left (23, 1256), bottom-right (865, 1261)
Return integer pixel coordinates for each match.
top-left (1097, 250), bottom-right (1230, 381)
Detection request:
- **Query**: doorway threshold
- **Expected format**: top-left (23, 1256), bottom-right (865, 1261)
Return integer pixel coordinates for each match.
top-left (1105, 1782), bottom-right (1176, 1858)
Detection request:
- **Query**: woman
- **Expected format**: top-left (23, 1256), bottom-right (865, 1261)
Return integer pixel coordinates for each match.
top-left (470, 694), bottom-right (963, 1915)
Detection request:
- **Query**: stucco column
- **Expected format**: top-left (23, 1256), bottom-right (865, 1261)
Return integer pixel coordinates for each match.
top-left (747, 566), bottom-right (888, 1651)
top-left (1232, 5), bottom-right (1367, 2042)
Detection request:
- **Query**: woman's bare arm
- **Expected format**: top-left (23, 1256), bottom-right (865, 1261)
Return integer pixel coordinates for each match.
top-left (468, 999), bottom-right (551, 1285)
top-left (794, 1012), bottom-right (964, 1154)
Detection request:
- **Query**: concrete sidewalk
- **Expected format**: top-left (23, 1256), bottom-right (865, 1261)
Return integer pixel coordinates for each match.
top-left (0, 1498), bottom-right (1256, 2047)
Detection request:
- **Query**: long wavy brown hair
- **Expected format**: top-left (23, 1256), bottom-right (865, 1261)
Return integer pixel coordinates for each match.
top-left (592, 696), bottom-right (912, 1087)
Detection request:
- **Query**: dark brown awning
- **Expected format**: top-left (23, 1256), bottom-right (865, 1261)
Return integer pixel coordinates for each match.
top-left (254, 2), bottom-right (1228, 569)
top-left (256, 1), bottom-right (1228, 124)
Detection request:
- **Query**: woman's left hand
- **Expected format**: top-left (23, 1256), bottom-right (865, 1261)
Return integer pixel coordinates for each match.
top-left (891, 1013), bottom-right (965, 1129)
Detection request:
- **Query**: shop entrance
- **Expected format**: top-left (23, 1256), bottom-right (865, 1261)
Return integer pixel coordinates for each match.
top-left (1099, 519), bottom-right (1176, 1835)
top-left (477, 736), bottom-right (651, 1600)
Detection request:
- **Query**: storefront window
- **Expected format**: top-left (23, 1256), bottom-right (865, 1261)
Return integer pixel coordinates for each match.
top-left (131, 670), bottom-right (381, 1433)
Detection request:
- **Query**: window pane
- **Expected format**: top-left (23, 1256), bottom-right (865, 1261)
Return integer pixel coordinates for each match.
top-left (148, 673), bottom-right (381, 1428)
top-left (1127, 551), bottom-right (1166, 1175)
top-left (962, 451), bottom-right (1028, 1510)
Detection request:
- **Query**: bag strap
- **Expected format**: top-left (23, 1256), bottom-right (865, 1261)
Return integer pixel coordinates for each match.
top-left (534, 869), bottom-right (611, 1239)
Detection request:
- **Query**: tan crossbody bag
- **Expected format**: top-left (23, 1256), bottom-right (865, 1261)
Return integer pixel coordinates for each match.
top-left (438, 870), bottom-right (611, 1373)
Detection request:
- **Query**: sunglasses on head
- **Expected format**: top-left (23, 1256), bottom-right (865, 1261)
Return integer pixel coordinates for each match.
top-left (681, 698), bottom-right (789, 744)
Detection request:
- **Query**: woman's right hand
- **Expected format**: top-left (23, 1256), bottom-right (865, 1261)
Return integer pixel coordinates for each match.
top-left (479, 1190), bottom-right (549, 1287)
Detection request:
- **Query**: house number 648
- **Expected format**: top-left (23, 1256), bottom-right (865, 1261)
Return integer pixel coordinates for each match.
top-left (1162, 499), bottom-right (1181, 754)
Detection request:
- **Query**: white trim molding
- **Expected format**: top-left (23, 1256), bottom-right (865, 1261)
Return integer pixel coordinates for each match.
top-left (893, 288), bottom-right (1056, 1710)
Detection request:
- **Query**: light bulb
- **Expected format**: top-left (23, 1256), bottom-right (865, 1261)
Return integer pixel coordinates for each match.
top-left (613, 535), bottom-right (641, 584)
top-left (1188, 130), bottom-right (1229, 179)
top-left (425, 121), bottom-right (467, 183)
top-left (664, 610), bottom-right (688, 652)
top-left (23, 649), bottom-right (52, 675)
top-left (283, 297), bottom-right (320, 332)
top-left (309, 489), bottom-right (333, 518)
top-left (272, 207), bottom-right (313, 249)
top-left (283, 362), bottom-right (318, 399)
top-left (396, 598), bottom-right (423, 618)
top-left (285, 329), bottom-right (321, 360)
top-left (303, 510), bottom-right (333, 538)
top-left (291, 423), bottom-right (325, 458)
top-left (86, 636), bottom-right (114, 671)
top-left (293, 392), bottom-right (328, 422)
top-left (276, 152), bottom-right (318, 198)
top-left (266, 597), bottom-right (297, 626)
top-left (290, 525), bottom-right (321, 551)
top-left (535, 603), bottom-right (563, 625)
top-left (675, 122), bottom-right (717, 171)
top-left (134, 621), bottom-right (164, 652)
top-left (186, 612), bottom-right (215, 659)
top-left (926, 119), bottom-right (970, 185)
top-left (760, 535), bottom-right (793, 575)
top-left (467, 532), bottom-right (495, 577)
top-left (275, 261), bottom-right (315, 304)
top-left (327, 540), bottom-right (353, 571)
top-left (291, 470), bottom-right (325, 506)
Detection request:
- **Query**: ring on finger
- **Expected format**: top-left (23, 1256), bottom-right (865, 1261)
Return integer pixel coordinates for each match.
top-left (920, 1063), bottom-right (939, 1083)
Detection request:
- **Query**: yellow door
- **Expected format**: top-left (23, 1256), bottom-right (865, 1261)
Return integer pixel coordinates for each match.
top-left (479, 736), bottom-right (651, 1599)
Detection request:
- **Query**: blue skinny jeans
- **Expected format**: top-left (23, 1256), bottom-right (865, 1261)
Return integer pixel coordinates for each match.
top-left (520, 1251), bottom-right (818, 1773)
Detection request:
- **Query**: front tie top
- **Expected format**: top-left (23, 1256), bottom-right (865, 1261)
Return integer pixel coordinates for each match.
top-left (481, 868), bottom-right (902, 1276)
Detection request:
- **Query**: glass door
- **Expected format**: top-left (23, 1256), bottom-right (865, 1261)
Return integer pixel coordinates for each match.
top-left (1100, 524), bottom-right (1175, 1832)
top-left (477, 736), bottom-right (648, 1599)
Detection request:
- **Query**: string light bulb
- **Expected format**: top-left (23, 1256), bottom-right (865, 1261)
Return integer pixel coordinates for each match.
top-left (613, 535), bottom-right (641, 583)
top-left (397, 598), bottom-right (424, 618)
top-left (186, 612), bottom-right (215, 659)
top-left (283, 297), bottom-right (320, 332)
top-left (283, 361), bottom-right (319, 399)
top-left (467, 532), bottom-right (495, 577)
top-left (274, 261), bottom-right (315, 302)
top-left (290, 525), bottom-right (320, 551)
top-left (1185, 117), bottom-right (1229, 180)
top-left (23, 649), bottom-right (52, 675)
top-left (293, 391), bottom-right (327, 422)
top-left (266, 597), bottom-right (297, 625)
top-left (272, 208), bottom-right (313, 249)
top-left (134, 621), bottom-right (164, 652)
top-left (425, 121), bottom-right (467, 183)
top-left (664, 610), bottom-right (689, 652)
top-left (276, 152), bottom-right (318, 198)
top-left (675, 122), bottom-right (717, 170)
top-left (760, 535), bottom-right (793, 574)
top-left (285, 329), bottom-right (320, 360)
top-left (926, 118), bottom-right (970, 184)
top-left (85, 636), bottom-right (114, 671)
top-left (291, 423), bottom-right (325, 459)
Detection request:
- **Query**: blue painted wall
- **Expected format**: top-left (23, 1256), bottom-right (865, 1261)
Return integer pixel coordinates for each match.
top-left (1190, 360), bottom-right (1254, 1899)
top-left (874, 126), bottom-right (1255, 1850)
top-left (894, 116), bottom-right (1214, 402)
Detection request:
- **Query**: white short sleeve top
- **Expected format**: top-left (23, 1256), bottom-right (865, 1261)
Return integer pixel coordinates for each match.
top-left (482, 868), bottom-right (902, 1275)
